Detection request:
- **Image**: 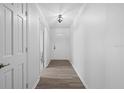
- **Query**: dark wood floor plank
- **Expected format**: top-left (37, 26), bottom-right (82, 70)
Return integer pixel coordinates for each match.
top-left (36, 60), bottom-right (85, 89)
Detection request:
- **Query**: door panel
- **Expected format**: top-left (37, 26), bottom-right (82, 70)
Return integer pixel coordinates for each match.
top-left (5, 70), bottom-right (13, 88)
top-left (0, 67), bottom-right (14, 89)
top-left (4, 7), bottom-right (13, 56)
top-left (0, 71), bottom-right (10, 89)
top-left (14, 63), bottom-right (24, 88)
top-left (0, 75), bottom-right (5, 89)
top-left (53, 37), bottom-right (69, 59)
top-left (0, 5), bottom-right (4, 58)
top-left (17, 15), bottom-right (23, 53)
top-left (0, 4), bottom-right (27, 89)
top-left (51, 28), bottom-right (70, 60)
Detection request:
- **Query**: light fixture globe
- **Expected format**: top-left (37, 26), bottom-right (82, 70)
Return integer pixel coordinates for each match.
top-left (57, 14), bottom-right (63, 23)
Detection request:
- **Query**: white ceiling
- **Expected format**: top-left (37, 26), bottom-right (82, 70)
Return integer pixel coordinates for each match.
top-left (38, 3), bottom-right (83, 28)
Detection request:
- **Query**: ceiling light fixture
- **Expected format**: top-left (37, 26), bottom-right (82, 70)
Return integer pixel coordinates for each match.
top-left (57, 14), bottom-right (63, 23)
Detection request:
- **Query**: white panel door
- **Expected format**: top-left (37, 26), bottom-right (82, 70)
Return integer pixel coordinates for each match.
top-left (0, 4), bottom-right (27, 89)
top-left (4, 70), bottom-right (13, 88)
top-left (0, 73), bottom-right (5, 89)
top-left (52, 29), bottom-right (70, 60)
top-left (53, 37), bottom-right (69, 60)
top-left (0, 66), bottom-right (15, 89)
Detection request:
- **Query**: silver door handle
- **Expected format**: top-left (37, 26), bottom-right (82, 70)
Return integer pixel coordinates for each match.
top-left (0, 63), bottom-right (9, 69)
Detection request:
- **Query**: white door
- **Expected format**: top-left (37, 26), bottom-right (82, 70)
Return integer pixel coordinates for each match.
top-left (0, 4), bottom-right (27, 89)
top-left (53, 37), bottom-right (69, 60)
top-left (52, 28), bottom-right (70, 60)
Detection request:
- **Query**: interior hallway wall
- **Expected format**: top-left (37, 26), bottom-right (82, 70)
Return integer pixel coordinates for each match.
top-left (71, 4), bottom-right (124, 89)
top-left (27, 4), bottom-right (40, 88)
top-left (37, 6), bottom-right (52, 69)
top-left (27, 4), bottom-right (50, 88)
top-left (44, 27), bottom-right (52, 67)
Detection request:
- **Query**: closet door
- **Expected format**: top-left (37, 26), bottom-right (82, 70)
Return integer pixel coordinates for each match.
top-left (0, 4), bottom-right (27, 89)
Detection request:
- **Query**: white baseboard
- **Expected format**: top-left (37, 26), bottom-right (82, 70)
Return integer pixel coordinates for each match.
top-left (71, 63), bottom-right (88, 89)
top-left (32, 60), bottom-right (51, 89)
top-left (45, 59), bottom-right (51, 68)
top-left (32, 77), bottom-right (40, 89)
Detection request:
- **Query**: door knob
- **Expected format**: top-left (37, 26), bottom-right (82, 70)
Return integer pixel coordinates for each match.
top-left (0, 64), bottom-right (9, 69)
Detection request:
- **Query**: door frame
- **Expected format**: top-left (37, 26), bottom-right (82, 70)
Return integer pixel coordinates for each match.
top-left (42, 27), bottom-right (45, 68)
top-left (26, 3), bottom-right (29, 89)
top-left (39, 19), bottom-right (45, 69)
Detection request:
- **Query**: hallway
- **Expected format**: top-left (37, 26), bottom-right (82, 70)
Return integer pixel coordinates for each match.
top-left (1, 3), bottom-right (124, 89)
top-left (36, 60), bottom-right (85, 89)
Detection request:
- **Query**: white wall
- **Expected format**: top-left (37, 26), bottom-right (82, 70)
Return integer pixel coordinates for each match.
top-left (27, 4), bottom-right (40, 88)
top-left (44, 27), bottom-right (51, 67)
top-left (105, 4), bottom-right (124, 89)
top-left (27, 4), bottom-right (50, 88)
top-left (71, 4), bottom-right (124, 89)
top-left (36, 5), bottom-right (52, 68)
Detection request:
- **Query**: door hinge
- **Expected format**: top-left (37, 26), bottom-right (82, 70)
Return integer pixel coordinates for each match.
top-left (26, 83), bottom-right (28, 88)
top-left (25, 11), bottom-right (27, 16)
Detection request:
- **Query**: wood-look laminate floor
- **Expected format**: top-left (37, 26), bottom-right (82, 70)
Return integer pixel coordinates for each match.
top-left (36, 60), bottom-right (85, 89)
